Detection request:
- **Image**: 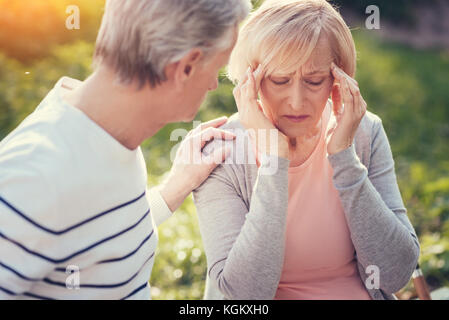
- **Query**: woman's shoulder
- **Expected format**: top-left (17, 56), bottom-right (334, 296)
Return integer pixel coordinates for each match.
top-left (202, 113), bottom-right (257, 168)
top-left (355, 109), bottom-right (383, 146)
top-left (360, 109), bottom-right (382, 133)
top-left (195, 114), bottom-right (256, 206)
top-left (218, 112), bottom-right (245, 131)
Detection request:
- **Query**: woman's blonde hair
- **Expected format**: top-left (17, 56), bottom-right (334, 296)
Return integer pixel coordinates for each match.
top-left (227, 0), bottom-right (356, 83)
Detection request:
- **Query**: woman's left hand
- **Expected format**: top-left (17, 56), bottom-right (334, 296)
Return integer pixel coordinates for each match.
top-left (327, 62), bottom-right (367, 155)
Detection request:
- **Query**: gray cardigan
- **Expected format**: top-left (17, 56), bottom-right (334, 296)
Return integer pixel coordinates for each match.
top-left (193, 108), bottom-right (420, 300)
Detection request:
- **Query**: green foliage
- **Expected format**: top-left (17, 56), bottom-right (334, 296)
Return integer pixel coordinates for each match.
top-left (397, 161), bottom-right (449, 291)
top-left (0, 41), bottom-right (94, 137)
top-left (0, 0), bottom-right (103, 62)
top-left (353, 31), bottom-right (449, 163)
top-left (330, 0), bottom-right (438, 26)
top-left (150, 198), bottom-right (207, 300)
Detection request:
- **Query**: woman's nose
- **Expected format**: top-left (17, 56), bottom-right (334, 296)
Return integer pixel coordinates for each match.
top-left (287, 85), bottom-right (304, 111)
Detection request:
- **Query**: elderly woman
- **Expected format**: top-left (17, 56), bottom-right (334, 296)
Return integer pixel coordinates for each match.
top-left (193, 0), bottom-right (420, 300)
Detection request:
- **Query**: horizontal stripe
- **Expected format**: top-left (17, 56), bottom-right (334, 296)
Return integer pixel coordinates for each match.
top-left (1, 254), bottom-right (153, 299)
top-left (1, 282), bottom-right (149, 300)
top-left (23, 292), bottom-right (56, 300)
top-left (42, 252), bottom-right (154, 289)
top-left (0, 286), bottom-right (55, 300)
top-left (53, 230), bottom-right (155, 272)
top-left (0, 190), bottom-right (146, 235)
top-left (0, 285), bottom-right (16, 296)
top-left (98, 230), bottom-right (154, 264)
top-left (0, 209), bottom-right (151, 264)
top-left (0, 261), bottom-right (40, 282)
top-left (121, 282), bottom-right (148, 300)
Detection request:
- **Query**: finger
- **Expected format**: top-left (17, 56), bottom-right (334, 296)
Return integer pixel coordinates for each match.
top-left (345, 79), bottom-right (361, 115)
top-left (239, 66), bottom-right (250, 86)
top-left (360, 95), bottom-right (368, 117)
top-left (203, 144), bottom-right (232, 167)
top-left (331, 83), bottom-right (342, 114)
top-left (331, 63), bottom-right (358, 87)
top-left (195, 116), bottom-right (229, 132)
top-left (232, 85), bottom-right (240, 99)
top-left (257, 100), bottom-right (265, 114)
top-left (198, 127), bottom-right (236, 148)
top-left (247, 68), bottom-right (257, 100)
top-left (233, 67), bottom-right (250, 103)
top-left (330, 62), bottom-right (341, 81)
top-left (253, 64), bottom-right (265, 93)
top-left (340, 77), bottom-right (354, 115)
top-left (201, 127), bottom-right (236, 141)
top-left (236, 68), bottom-right (251, 101)
top-left (331, 85), bottom-right (343, 123)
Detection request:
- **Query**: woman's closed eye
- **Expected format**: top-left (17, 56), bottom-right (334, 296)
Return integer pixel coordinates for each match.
top-left (270, 76), bottom-right (290, 85)
top-left (304, 78), bottom-right (324, 86)
top-left (269, 76), bottom-right (327, 86)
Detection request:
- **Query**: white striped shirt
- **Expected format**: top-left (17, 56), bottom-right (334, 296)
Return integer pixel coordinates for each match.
top-left (0, 77), bottom-right (172, 299)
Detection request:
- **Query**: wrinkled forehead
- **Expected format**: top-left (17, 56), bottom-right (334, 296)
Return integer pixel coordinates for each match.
top-left (266, 34), bottom-right (334, 77)
top-left (300, 48), bottom-right (334, 76)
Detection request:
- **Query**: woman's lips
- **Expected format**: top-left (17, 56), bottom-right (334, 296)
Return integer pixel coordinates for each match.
top-left (283, 115), bottom-right (310, 123)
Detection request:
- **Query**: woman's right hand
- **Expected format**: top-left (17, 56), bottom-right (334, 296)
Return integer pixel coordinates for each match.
top-left (232, 65), bottom-right (289, 160)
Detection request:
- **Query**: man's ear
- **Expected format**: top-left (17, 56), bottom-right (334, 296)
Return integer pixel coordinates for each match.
top-left (166, 48), bottom-right (203, 90)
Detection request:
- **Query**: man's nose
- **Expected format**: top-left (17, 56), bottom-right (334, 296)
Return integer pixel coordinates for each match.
top-left (208, 77), bottom-right (219, 91)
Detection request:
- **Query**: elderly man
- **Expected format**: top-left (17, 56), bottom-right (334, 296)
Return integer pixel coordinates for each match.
top-left (0, 0), bottom-right (251, 299)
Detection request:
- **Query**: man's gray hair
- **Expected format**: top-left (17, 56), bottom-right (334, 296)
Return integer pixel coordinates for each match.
top-left (94, 0), bottom-right (251, 88)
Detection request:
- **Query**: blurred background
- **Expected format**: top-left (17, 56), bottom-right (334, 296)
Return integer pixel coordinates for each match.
top-left (0, 0), bottom-right (448, 300)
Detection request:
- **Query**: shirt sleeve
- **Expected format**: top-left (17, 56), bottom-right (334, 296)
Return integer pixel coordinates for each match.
top-left (146, 186), bottom-right (173, 227)
top-left (193, 151), bottom-right (290, 300)
top-left (327, 117), bottom-right (420, 294)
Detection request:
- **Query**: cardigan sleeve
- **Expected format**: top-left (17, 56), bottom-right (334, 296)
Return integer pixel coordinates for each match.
top-left (193, 151), bottom-right (290, 300)
top-left (327, 117), bottom-right (420, 294)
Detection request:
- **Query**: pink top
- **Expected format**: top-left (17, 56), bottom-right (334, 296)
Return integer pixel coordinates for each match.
top-left (275, 101), bottom-right (371, 300)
